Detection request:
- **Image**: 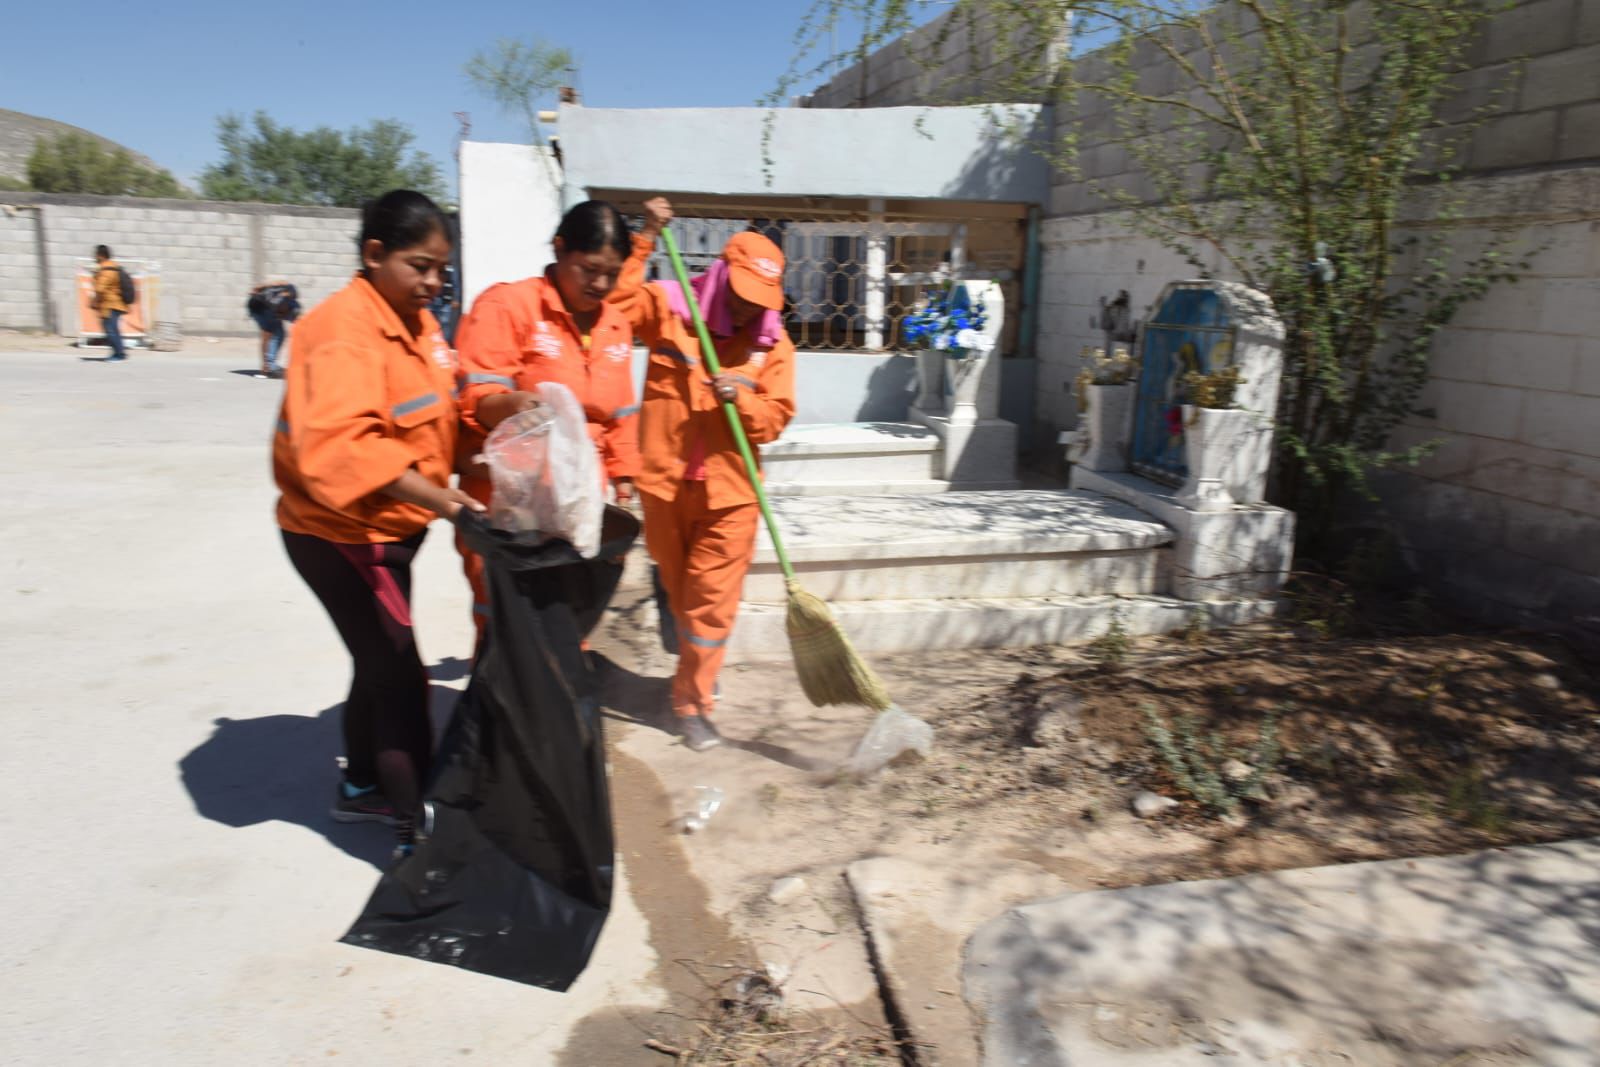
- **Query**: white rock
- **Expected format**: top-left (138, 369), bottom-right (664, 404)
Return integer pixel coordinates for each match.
top-left (1534, 673), bottom-right (1562, 691)
top-left (1220, 758), bottom-right (1253, 783)
top-left (768, 876), bottom-right (808, 905)
top-left (1133, 791), bottom-right (1180, 818)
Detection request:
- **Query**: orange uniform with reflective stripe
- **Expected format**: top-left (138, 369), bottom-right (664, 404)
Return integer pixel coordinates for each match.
top-left (609, 233), bottom-right (796, 510)
top-left (273, 275), bottom-right (459, 544)
top-left (609, 232), bottom-right (797, 716)
top-left (454, 272), bottom-right (641, 487)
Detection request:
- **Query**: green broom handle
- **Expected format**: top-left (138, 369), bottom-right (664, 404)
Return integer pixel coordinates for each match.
top-left (658, 226), bottom-right (796, 583)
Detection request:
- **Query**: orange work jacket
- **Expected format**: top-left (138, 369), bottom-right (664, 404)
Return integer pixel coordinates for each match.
top-left (273, 275), bottom-right (460, 544)
top-left (455, 272), bottom-right (641, 488)
top-left (608, 233), bottom-right (796, 510)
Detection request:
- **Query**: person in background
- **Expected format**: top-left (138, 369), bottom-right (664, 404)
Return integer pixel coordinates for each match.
top-left (452, 200), bottom-right (642, 643)
top-left (430, 262), bottom-right (461, 346)
top-left (247, 280), bottom-right (300, 378)
top-left (91, 244), bottom-right (129, 362)
top-left (272, 189), bottom-right (483, 858)
top-left (608, 197), bottom-right (795, 752)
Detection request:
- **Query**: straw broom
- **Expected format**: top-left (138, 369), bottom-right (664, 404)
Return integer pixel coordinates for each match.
top-left (658, 226), bottom-right (891, 712)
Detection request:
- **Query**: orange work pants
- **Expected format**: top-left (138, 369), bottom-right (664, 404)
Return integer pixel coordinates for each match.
top-left (641, 482), bottom-right (760, 717)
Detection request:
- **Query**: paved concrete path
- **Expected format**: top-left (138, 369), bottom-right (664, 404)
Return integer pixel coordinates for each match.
top-left (0, 349), bottom-right (663, 1064)
top-left (965, 838), bottom-right (1600, 1066)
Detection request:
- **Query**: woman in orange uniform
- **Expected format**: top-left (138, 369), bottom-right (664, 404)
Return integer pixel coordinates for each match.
top-left (453, 201), bottom-right (642, 637)
top-left (610, 198), bottom-right (795, 751)
top-left (273, 189), bottom-right (482, 857)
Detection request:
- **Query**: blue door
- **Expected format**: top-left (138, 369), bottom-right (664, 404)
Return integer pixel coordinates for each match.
top-left (1130, 285), bottom-right (1236, 486)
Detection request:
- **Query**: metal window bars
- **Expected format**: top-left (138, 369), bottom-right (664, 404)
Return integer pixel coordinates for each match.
top-left (631, 201), bottom-right (1023, 353)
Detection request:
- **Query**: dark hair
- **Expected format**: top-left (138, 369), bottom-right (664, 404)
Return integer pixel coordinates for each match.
top-left (95, 244), bottom-right (111, 259)
top-left (359, 190), bottom-right (450, 254)
top-left (555, 200), bottom-right (631, 258)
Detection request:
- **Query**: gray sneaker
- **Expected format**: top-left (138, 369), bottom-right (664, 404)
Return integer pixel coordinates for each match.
top-left (678, 714), bottom-right (722, 752)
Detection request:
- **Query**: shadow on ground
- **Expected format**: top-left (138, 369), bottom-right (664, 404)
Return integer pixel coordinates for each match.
top-left (178, 660), bottom-right (471, 869)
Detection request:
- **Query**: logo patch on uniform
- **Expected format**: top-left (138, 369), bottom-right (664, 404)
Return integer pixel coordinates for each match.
top-left (748, 350), bottom-right (768, 369)
top-left (530, 321), bottom-right (564, 360)
top-left (604, 342), bottom-right (631, 363)
top-left (430, 333), bottom-right (455, 370)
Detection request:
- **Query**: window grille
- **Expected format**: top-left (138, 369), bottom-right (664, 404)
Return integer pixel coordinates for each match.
top-left (628, 205), bottom-right (1023, 353)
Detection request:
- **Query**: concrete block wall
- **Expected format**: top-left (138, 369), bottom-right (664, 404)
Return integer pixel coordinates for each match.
top-left (1052, 0), bottom-right (1600, 216)
top-left (1377, 168), bottom-right (1600, 629)
top-left (803, 5), bottom-right (1069, 109)
top-left (0, 207), bottom-right (45, 330)
top-left (260, 213), bottom-right (360, 319)
top-left (0, 192), bottom-right (358, 336)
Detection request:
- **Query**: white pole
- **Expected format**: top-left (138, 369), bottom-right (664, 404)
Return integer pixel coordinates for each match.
top-left (864, 197), bottom-right (888, 351)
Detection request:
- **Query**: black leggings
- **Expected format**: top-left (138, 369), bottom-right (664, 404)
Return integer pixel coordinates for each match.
top-left (282, 528), bottom-right (432, 821)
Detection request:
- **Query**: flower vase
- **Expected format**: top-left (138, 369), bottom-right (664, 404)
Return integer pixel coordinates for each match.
top-left (1176, 405), bottom-right (1250, 511)
top-left (945, 348), bottom-right (983, 424)
top-left (1078, 383), bottom-right (1134, 472)
top-left (912, 347), bottom-right (945, 413)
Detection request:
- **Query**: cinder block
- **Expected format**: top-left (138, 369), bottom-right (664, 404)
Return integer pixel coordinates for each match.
top-left (1439, 62), bottom-right (1521, 125)
top-left (1433, 378), bottom-right (1523, 440)
top-left (1470, 110), bottom-right (1559, 169)
top-left (1520, 44), bottom-right (1600, 110)
top-left (1537, 278), bottom-right (1600, 335)
top-left (1431, 327), bottom-right (1502, 383)
top-left (1520, 390), bottom-right (1600, 455)
top-left (1483, 0), bottom-right (1575, 63)
top-left (1578, 338), bottom-right (1600, 397)
top-left (1583, 0), bottom-right (1600, 42)
top-left (1499, 497), bottom-right (1596, 573)
top-left (1482, 335), bottom-right (1576, 392)
top-left (1557, 101), bottom-right (1600, 160)
top-left (1468, 437), bottom-right (1570, 506)
top-left (1559, 452), bottom-right (1600, 515)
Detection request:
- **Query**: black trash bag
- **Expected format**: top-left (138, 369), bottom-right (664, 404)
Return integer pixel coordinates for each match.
top-left (340, 504), bottom-right (640, 991)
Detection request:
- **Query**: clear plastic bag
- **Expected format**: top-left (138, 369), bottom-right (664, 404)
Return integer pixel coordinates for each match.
top-left (482, 382), bottom-right (602, 557)
top-left (839, 705), bottom-right (934, 780)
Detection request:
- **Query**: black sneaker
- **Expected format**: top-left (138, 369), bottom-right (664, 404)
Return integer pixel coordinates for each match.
top-left (678, 714), bottom-right (722, 752)
top-left (331, 782), bottom-right (398, 825)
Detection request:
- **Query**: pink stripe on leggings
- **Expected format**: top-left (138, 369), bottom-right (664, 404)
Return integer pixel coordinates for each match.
top-left (334, 542), bottom-right (414, 630)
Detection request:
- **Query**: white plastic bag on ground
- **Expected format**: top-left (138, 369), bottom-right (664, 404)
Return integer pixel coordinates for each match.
top-left (482, 382), bottom-right (602, 557)
top-left (839, 705), bottom-right (934, 780)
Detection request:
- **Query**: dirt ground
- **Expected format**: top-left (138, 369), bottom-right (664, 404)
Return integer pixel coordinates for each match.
top-left (563, 553), bottom-right (1599, 1064)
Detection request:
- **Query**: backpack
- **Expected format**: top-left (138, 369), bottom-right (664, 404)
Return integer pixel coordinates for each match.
top-left (110, 265), bottom-right (135, 306)
top-left (247, 283), bottom-right (301, 322)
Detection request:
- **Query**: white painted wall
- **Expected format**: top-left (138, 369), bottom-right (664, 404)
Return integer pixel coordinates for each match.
top-left (457, 141), bottom-right (564, 310)
top-left (557, 104), bottom-right (1050, 204)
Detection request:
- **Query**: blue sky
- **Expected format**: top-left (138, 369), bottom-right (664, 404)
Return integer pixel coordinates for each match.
top-left (2, 0), bottom-right (902, 191)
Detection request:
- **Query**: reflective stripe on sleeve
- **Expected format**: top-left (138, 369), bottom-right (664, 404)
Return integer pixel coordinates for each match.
top-left (392, 392), bottom-right (441, 418)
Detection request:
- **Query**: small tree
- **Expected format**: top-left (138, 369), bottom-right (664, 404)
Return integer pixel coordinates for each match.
top-left (26, 131), bottom-right (183, 197)
top-left (464, 37), bottom-right (575, 149)
top-left (778, 0), bottom-right (1523, 548)
top-left (199, 112), bottom-right (445, 208)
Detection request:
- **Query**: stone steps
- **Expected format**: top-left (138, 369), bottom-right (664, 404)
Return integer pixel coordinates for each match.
top-left (732, 489), bottom-right (1196, 646)
top-left (759, 422), bottom-right (950, 496)
top-left (726, 592), bottom-right (1278, 656)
